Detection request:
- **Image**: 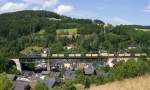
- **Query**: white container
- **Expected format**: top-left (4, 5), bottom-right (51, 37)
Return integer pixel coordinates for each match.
top-left (86, 54), bottom-right (92, 57)
top-left (109, 54), bottom-right (114, 56)
top-left (69, 54), bottom-right (75, 57)
top-left (135, 54), bottom-right (141, 56)
top-left (101, 53), bottom-right (108, 56)
top-left (75, 54), bottom-right (81, 57)
top-left (58, 54), bottom-right (64, 57)
top-left (92, 54), bottom-right (98, 57)
top-left (52, 54), bottom-right (58, 57)
top-left (41, 53), bottom-right (47, 57)
top-left (119, 54), bottom-right (124, 56)
top-left (124, 54), bottom-right (131, 56)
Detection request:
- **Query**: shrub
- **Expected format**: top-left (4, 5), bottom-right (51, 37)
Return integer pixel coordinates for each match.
top-left (24, 85), bottom-right (31, 90)
top-left (65, 85), bottom-right (76, 90)
top-left (63, 80), bottom-right (76, 90)
top-left (84, 77), bottom-right (91, 89)
top-left (0, 73), bottom-right (13, 90)
top-left (33, 81), bottom-right (49, 90)
top-left (108, 59), bottom-right (150, 82)
top-left (74, 69), bottom-right (85, 84)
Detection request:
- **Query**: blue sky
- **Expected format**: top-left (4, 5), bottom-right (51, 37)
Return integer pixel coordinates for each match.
top-left (0, 0), bottom-right (150, 25)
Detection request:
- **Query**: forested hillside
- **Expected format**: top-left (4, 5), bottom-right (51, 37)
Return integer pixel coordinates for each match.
top-left (124, 25), bottom-right (150, 29)
top-left (0, 10), bottom-right (102, 56)
top-left (0, 10), bottom-right (149, 64)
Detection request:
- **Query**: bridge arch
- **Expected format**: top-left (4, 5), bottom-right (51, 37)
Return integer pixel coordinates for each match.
top-left (9, 59), bottom-right (22, 72)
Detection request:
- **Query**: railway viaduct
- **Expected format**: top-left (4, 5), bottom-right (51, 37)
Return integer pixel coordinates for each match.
top-left (9, 55), bottom-right (148, 72)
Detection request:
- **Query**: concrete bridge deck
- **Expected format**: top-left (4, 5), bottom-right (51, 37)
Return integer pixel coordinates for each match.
top-left (19, 56), bottom-right (146, 60)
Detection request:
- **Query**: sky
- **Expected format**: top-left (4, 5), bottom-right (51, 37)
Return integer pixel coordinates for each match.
top-left (0, 0), bottom-right (150, 25)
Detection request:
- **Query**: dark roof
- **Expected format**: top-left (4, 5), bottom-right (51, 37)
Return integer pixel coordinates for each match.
top-left (23, 71), bottom-right (34, 77)
top-left (64, 70), bottom-right (75, 80)
top-left (13, 81), bottom-right (29, 90)
top-left (41, 71), bottom-right (50, 75)
top-left (84, 64), bottom-right (95, 75)
top-left (42, 79), bottom-right (56, 88)
top-left (50, 72), bottom-right (60, 77)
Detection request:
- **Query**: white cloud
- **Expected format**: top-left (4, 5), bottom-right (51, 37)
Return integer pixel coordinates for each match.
top-left (54, 5), bottom-right (73, 14)
top-left (31, 6), bottom-right (42, 10)
top-left (23, 0), bottom-right (58, 5)
top-left (0, 2), bottom-right (27, 13)
top-left (107, 16), bottom-right (133, 25)
top-left (0, 0), bottom-right (60, 13)
top-left (0, 0), bottom-right (74, 15)
top-left (22, 0), bottom-right (59, 9)
top-left (144, 4), bottom-right (150, 12)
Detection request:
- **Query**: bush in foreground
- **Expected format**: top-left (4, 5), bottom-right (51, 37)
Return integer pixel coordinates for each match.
top-left (84, 77), bottom-right (91, 89)
top-left (33, 81), bottom-right (49, 90)
top-left (0, 73), bottom-right (13, 90)
top-left (108, 59), bottom-right (150, 82)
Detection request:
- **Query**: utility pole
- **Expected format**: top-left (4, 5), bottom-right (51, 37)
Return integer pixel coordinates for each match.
top-left (98, 49), bottom-right (101, 56)
top-left (104, 24), bottom-right (107, 40)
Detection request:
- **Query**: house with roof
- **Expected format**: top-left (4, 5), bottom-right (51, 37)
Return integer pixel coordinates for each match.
top-left (13, 81), bottom-right (30, 90)
top-left (42, 79), bottom-right (56, 89)
top-left (83, 64), bottom-right (96, 75)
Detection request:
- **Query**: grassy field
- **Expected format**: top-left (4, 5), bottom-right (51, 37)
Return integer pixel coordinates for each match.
top-left (89, 75), bottom-right (150, 90)
top-left (135, 28), bottom-right (150, 32)
top-left (20, 46), bottom-right (43, 55)
top-left (56, 28), bottom-right (78, 35)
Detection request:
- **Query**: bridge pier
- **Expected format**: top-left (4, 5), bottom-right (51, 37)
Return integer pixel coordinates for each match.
top-left (47, 59), bottom-right (51, 71)
top-left (10, 59), bottom-right (22, 73)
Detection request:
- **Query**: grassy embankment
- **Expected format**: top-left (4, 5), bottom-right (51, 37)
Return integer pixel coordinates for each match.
top-left (89, 75), bottom-right (150, 90)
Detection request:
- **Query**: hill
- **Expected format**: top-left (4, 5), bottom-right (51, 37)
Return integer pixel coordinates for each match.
top-left (0, 10), bottom-right (59, 40)
top-left (0, 10), bottom-right (149, 59)
top-left (89, 75), bottom-right (150, 90)
top-left (123, 25), bottom-right (150, 29)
